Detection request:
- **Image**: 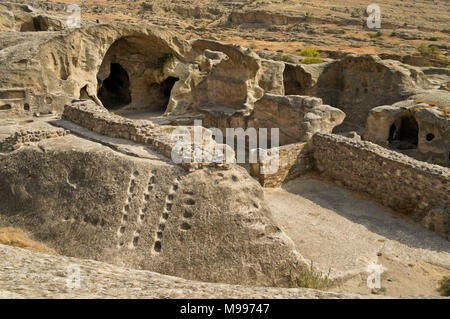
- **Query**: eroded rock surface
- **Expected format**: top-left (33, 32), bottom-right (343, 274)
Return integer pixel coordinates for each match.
top-left (0, 244), bottom-right (375, 299)
top-left (0, 129), bottom-right (308, 287)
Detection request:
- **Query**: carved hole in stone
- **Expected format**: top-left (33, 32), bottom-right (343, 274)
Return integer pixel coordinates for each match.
top-left (388, 116), bottom-right (418, 150)
top-left (184, 210), bottom-right (193, 218)
top-left (180, 222), bottom-right (191, 231)
top-left (98, 63), bottom-right (131, 110)
top-left (91, 216), bottom-right (99, 226)
top-left (426, 133), bottom-right (435, 142)
top-left (79, 85), bottom-right (90, 100)
top-left (23, 103), bottom-right (30, 111)
top-left (183, 198), bottom-right (195, 206)
top-left (283, 64), bottom-right (310, 95)
top-left (162, 76), bottom-right (178, 97)
top-left (154, 241), bottom-right (161, 252)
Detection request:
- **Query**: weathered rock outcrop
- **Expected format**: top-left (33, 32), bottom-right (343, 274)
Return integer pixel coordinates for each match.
top-left (0, 2), bottom-right (66, 32)
top-left (0, 17), bottom-right (274, 120)
top-left (0, 21), bottom-right (200, 117)
top-left (0, 244), bottom-right (374, 299)
top-left (365, 91), bottom-right (450, 167)
top-left (0, 131), bottom-right (308, 287)
top-left (191, 39), bottom-right (264, 114)
top-left (251, 94), bottom-right (345, 145)
top-left (314, 55), bottom-right (432, 132)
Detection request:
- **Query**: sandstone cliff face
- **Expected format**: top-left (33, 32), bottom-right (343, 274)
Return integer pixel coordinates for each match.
top-left (0, 2), bottom-right (68, 32)
top-left (190, 39), bottom-right (264, 114)
top-left (0, 19), bottom-right (269, 120)
top-left (0, 21), bottom-right (196, 117)
top-left (314, 55), bottom-right (432, 132)
top-left (0, 133), bottom-right (307, 287)
top-left (252, 94), bottom-right (345, 145)
top-left (0, 4), bottom-right (434, 139)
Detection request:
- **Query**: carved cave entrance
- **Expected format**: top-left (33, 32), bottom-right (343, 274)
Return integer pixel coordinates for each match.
top-left (388, 115), bottom-right (419, 150)
top-left (98, 63), bottom-right (132, 110)
top-left (96, 36), bottom-right (179, 116)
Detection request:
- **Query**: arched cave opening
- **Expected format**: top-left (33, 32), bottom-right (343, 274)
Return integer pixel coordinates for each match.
top-left (144, 76), bottom-right (179, 116)
top-left (283, 64), bottom-right (311, 96)
top-left (388, 115), bottom-right (419, 150)
top-left (96, 36), bottom-right (181, 117)
top-left (98, 63), bottom-right (132, 110)
top-left (162, 76), bottom-right (178, 98)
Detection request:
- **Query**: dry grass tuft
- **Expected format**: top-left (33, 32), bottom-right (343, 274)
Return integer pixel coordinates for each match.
top-left (0, 227), bottom-right (56, 254)
top-left (288, 261), bottom-right (332, 290)
top-left (439, 276), bottom-right (450, 296)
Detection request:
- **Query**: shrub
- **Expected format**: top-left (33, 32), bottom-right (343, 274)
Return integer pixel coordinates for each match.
top-left (0, 227), bottom-right (56, 254)
top-left (157, 52), bottom-right (175, 74)
top-left (439, 276), bottom-right (450, 296)
top-left (369, 31), bottom-right (383, 38)
top-left (417, 43), bottom-right (441, 59)
top-left (428, 36), bottom-right (438, 41)
top-left (299, 57), bottom-right (324, 64)
top-left (299, 47), bottom-right (320, 58)
top-left (282, 55), bottom-right (290, 62)
top-left (287, 262), bottom-right (331, 290)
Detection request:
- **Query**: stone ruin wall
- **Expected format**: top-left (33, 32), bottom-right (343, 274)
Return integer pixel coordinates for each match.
top-left (250, 142), bottom-right (312, 188)
top-left (365, 100), bottom-right (450, 168)
top-left (62, 101), bottom-right (234, 171)
top-left (0, 127), bottom-right (69, 152)
top-left (311, 133), bottom-right (449, 240)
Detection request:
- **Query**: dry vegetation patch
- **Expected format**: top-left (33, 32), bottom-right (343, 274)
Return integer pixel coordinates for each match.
top-left (0, 227), bottom-right (56, 254)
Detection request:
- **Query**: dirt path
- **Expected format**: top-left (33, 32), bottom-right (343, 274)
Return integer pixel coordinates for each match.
top-left (264, 175), bottom-right (450, 297)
